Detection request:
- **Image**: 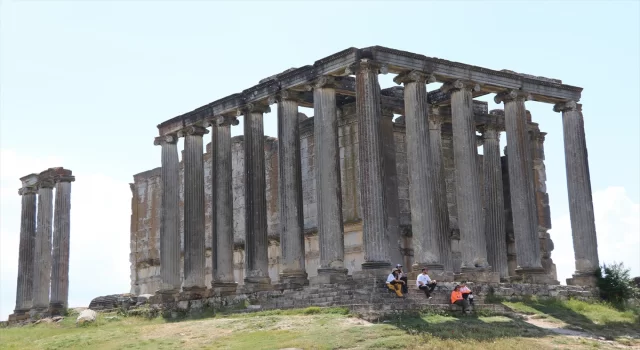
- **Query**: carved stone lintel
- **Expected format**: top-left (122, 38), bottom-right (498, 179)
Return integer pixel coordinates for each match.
top-left (209, 115), bottom-right (239, 128)
top-left (494, 89), bottom-right (532, 104)
top-left (393, 70), bottom-right (436, 85)
top-left (54, 175), bottom-right (76, 183)
top-left (178, 125), bottom-right (209, 138)
top-left (553, 100), bottom-right (579, 113)
top-left (441, 79), bottom-right (481, 94)
top-left (154, 134), bottom-right (178, 146)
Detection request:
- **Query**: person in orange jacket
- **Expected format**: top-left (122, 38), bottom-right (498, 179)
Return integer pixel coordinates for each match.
top-left (450, 285), bottom-right (470, 313)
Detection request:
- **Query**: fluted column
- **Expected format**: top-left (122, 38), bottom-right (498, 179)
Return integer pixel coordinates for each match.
top-left (313, 76), bottom-right (347, 282)
top-left (554, 101), bottom-right (599, 286)
top-left (211, 116), bottom-right (239, 293)
top-left (395, 71), bottom-right (446, 274)
top-left (428, 108), bottom-right (454, 273)
top-left (154, 134), bottom-right (182, 294)
top-left (381, 108), bottom-right (403, 265)
top-left (13, 174), bottom-right (38, 315)
top-left (480, 120), bottom-right (509, 281)
top-left (32, 172), bottom-right (55, 312)
top-left (181, 125), bottom-right (209, 291)
top-left (50, 168), bottom-right (75, 313)
top-left (495, 90), bottom-right (544, 281)
top-left (272, 92), bottom-right (308, 287)
top-left (243, 103), bottom-right (272, 290)
top-left (354, 59), bottom-right (390, 270)
top-left (442, 80), bottom-right (490, 274)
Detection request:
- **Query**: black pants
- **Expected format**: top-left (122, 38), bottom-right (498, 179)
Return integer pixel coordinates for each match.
top-left (418, 282), bottom-right (437, 297)
top-left (400, 276), bottom-right (408, 293)
top-left (454, 299), bottom-right (470, 312)
top-left (462, 292), bottom-right (474, 305)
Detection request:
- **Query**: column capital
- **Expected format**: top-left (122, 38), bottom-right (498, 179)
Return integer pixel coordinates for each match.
top-left (267, 90), bottom-right (305, 105)
top-left (553, 100), bottom-right (580, 113)
top-left (381, 106), bottom-right (394, 118)
top-left (154, 134), bottom-right (179, 146)
top-left (345, 58), bottom-right (387, 75)
top-left (208, 115), bottom-right (239, 128)
top-left (394, 115), bottom-right (406, 126)
top-left (479, 125), bottom-right (502, 140)
top-left (242, 102), bottom-right (271, 114)
top-left (494, 89), bottom-right (532, 104)
top-left (18, 186), bottom-right (38, 196)
top-left (49, 167), bottom-right (75, 183)
top-left (441, 79), bottom-right (481, 94)
top-left (428, 112), bottom-right (444, 130)
top-left (37, 176), bottom-right (56, 189)
top-left (310, 75), bottom-right (339, 89)
top-left (178, 125), bottom-right (209, 138)
top-left (393, 70), bottom-right (436, 85)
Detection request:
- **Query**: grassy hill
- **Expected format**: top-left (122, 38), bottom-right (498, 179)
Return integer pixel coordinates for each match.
top-left (1, 299), bottom-right (638, 350)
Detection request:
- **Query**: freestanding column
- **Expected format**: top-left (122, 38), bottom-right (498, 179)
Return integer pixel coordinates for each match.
top-left (243, 103), bottom-right (272, 290)
top-left (554, 101), bottom-right (600, 286)
top-left (273, 92), bottom-right (308, 287)
top-left (31, 172), bottom-right (55, 313)
top-left (395, 71), bottom-right (447, 275)
top-left (428, 108), bottom-right (454, 274)
top-left (354, 59), bottom-right (390, 270)
top-left (381, 108), bottom-right (403, 266)
top-left (50, 168), bottom-right (75, 313)
top-left (495, 90), bottom-right (545, 282)
top-left (154, 134), bottom-right (182, 294)
top-left (480, 121), bottom-right (509, 281)
top-left (313, 76), bottom-right (348, 282)
top-left (442, 80), bottom-right (495, 281)
top-left (211, 116), bottom-right (239, 294)
top-left (181, 125), bottom-right (209, 292)
top-left (13, 174), bottom-right (38, 316)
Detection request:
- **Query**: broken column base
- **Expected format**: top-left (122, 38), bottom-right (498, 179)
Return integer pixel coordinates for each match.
top-left (150, 289), bottom-right (179, 304)
top-left (278, 271), bottom-right (309, 289)
top-left (8, 309), bottom-right (30, 323)
top-left (242, 276), bottom-right (273, 293)
top-left (48, 302), bottom-right (66, 316)
top-left (211, 282), bottom-right (238, 296)
top-left (29, 307), bottom-right (49, 319)
top-left (179, 287), bottom-right (208, 301)
top-left (455, 267), bottom-right (500, 283)
top-left (567, 272), bottom-right (598, 287)
top-left (313, 268), bottom-right (349, 285)
top-left (512, 267), bottom-right (552, 284)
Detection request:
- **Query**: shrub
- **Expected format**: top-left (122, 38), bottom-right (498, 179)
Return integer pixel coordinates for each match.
top-left (597, 262), bottom-right (638, 306)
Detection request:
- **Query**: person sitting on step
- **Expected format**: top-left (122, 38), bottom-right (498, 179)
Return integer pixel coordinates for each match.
top-left (386, 268), bottom-right (405, 297)
top-left (459, 281), bottom-right (474, 305)
top-left (450, 285), bottom-right (471, 313)
top-left (395, 264), bottom-right (409, 294)
top-left (416, 268), bottom-right (437, 299)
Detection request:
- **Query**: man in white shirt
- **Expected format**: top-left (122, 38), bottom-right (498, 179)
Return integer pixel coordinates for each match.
top-left (416, 268), bottom-right (437, 299)
top-left (386, 268), bottom-right (405, 297)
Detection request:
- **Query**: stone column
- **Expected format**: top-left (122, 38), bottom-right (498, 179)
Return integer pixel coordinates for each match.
top-left (480, 120), bottom-right (509, 281)
top-left (181, 125), bottom-right (209, 292)
top-left (442, 80), bottom-right (495, 282)
top-left (554, 101), bottom-right (600, 286)
top-left (31, 172), bottom-right (55, 313)
top-left (381, 107), bottom-right (403, 266)
top-left (49, 168), bottom-right (75, 313)
top-left (13, 174), bottom-right (38, 316)
top-left (354, 59), bottom-right (390, 270)
top-left (428, 108), bottom-right (454, 274)
top-left (153, 134), bottom-right (182, 295)
top-left (495, 90), bottom-right (545, 283)
top-left (395, 71), bottom-right (447, 276)
top-left (243, 103), bottom-right (272, 290)
top-left (441, 125), bottom-right (462, 273)
top-left (313, 76), bottom-right (347, 283)
top-left (271, 91), bottom-right (308, 287)
top-left (211, 115), bottom-right (239, 294)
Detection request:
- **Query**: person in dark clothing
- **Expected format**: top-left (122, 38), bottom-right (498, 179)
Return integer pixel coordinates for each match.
top-left (395, 264), bottom-right (409, 294)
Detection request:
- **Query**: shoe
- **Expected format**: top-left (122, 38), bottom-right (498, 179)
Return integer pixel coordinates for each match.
top-left (428, 296), bottom-right (432, 299)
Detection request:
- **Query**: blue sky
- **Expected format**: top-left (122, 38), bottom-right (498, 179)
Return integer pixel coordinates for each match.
top-left (1, 1), bottom-right (639, 319)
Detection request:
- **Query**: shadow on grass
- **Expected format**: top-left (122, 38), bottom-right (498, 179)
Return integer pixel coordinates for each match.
top-left (504, 297), bottom-right (640, 339)
top-left (382, 311), bottom-right (549, 342)
top-left (160, 306), bottom-right (350, 323)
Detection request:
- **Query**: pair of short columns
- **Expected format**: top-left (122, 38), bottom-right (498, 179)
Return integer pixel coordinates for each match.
top-left (14, 171), bottom-right (74, 315)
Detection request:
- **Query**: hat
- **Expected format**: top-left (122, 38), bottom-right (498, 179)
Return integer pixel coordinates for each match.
top-left (395, 264), bottom-right (403, 268)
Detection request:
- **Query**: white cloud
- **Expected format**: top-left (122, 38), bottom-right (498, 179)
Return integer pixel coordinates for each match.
top-left (552, 186), bottom-right (640, 284)
top-left (0, 150), bottom-right (131, 320)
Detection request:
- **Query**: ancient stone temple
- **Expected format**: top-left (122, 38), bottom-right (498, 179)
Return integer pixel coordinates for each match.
top-left (9, 167), bottom-right (75, 321)
top-left (130, 46), bottom-right (600, 300)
